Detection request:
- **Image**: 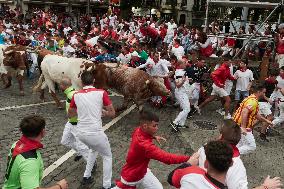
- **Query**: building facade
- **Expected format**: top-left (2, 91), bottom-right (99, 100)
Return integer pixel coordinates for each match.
top-left (1, 0), bottom-right (109, 14)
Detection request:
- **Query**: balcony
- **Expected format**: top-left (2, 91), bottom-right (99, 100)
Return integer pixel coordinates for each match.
top-left (22, 0), bottom-right (109, 4)
top-left (0, 0), bottom-right (13, 3)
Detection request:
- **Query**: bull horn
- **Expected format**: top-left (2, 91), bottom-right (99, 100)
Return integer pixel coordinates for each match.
top-left (4, 50), bottom-right (13, 55)
top-left (145, 80), bottom-right (150, 85)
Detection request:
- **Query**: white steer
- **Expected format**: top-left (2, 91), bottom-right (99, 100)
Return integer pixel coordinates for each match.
top-left (33, 54), bottom-right (94, 108)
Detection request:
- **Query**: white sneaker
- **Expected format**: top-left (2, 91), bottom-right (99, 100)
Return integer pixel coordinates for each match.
top-left (216, 108), bottom-right (225, 116)
top-left (224, 114), bottom-right (232, 120)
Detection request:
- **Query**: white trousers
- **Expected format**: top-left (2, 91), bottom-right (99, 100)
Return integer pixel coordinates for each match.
top-left (61, 122), bottom-right (90, 161)
top-left (29, 52), bottom-right (38, 73)
top-left (112, 169), bottom-right (163, 189)
top-left (237, 131), bottom-right (256, 155)
top-left (187, 82), bottom-right (200, 107)
top-left (174, 90), bottom-right (190, 126)
top-left (77, 131), bottom-right (112, 188)
top-left (272, 101), bottom-right (284, 126)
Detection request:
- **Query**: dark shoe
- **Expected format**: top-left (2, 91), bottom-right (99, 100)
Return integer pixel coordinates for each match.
top-left (91, 162), bottom-right (97, 174)
top-left (74, 155), bottom-right (82, 162)
top-left (81, 176), bottom-right (94, 185)
top-left (170, 122), bottom-right (179, 132)
top-left (260, 133), bottom-right (269, 142)
top-left (187, 111), bottom-right (194, 118)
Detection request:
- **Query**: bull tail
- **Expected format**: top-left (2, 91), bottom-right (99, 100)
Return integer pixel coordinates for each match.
top-left (32, 74), bottom-right (44, 93)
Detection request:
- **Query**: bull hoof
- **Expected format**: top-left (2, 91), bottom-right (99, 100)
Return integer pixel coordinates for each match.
top-left (19, 91), bottom-right (24, 96)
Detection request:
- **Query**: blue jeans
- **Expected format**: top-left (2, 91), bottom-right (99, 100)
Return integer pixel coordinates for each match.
top-left (235, 90), bottom-right (249, 101)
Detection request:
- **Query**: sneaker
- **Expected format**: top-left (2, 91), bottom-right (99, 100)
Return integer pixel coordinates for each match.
top-left (81, 176), bottom-right (94, 185)
top-left (170, 122), bottom-right (179, 132)
top-left (260, 133), bottom-right (269, 142)
top-left (216, 108), bottom-right (225, 116)
top-left (74, 155), bottom-right (82, 162)
top-left (187, 112), bottom-right (193, 119)
top-left (224, 114), bottom-right (232, 120)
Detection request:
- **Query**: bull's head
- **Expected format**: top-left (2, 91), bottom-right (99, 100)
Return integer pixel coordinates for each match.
top-left (147, 78), bottom-right (170, 97)
top-left (92, 63), bottom-right (109, 90)
top-left (78, 62), bottom-right (110, 90)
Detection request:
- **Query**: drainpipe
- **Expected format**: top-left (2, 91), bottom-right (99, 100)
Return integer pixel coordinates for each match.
top-left (87, 0), bottom-right (90, 15)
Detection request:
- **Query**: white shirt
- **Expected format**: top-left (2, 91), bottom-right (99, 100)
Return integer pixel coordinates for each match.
top-left (70, 36), bottom-right (78, 45)
top-left (63, 27), bottom-right (72, 36)
top-left (117, 53), bottom-right (131, 64)
top-left (22, 24), bottom-right (29, 30)
top-left (276, 76), bottom-right (284, 89)
top-left (198, 146), bottom-right (248, 189)
top-left (234, 69), bottom-right (254, 91)
top-left (137, 58), bottom-right (155, 75)
top-left (109, 15), bottom-right (117, 26)
top-left (180, 173), bottom-right (223, 189)
top-left (175, 69), bottom-right (190, 93)
top-left (171, 45), bottom-right (185, 60)
top-left (4, 22), bottom-right (12, 29)
top-left (62, 45), bottom-right (75, 57)
top-left (166, 22), bottom-right (177, 36)
top-left (151, 59), bottom-right (170, 77)
top-left (85, 36), bottom-right (99, 47)
top-left (70, 86), bottom-right (112, 134)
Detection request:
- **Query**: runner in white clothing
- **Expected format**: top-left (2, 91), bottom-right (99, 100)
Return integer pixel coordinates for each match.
top-left (168, 138), bottom-right (282, 189)
top-left (68, 71), bottom-right (115, 188)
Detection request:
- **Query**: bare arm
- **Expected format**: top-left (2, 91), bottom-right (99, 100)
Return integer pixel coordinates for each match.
top-left (68, 107), bottom-right (77, 118)
top-left (102, 104), bottom-right (115, 118)
top-left (247, 81), bottom-right (252, 91)
top-left (38, 179), bottom-right (68, 189)
top-left (241, 108), bottom-right (249, 129)
top-left (175, 77), bottom-right (186, 88)
top-left (253, 176), bottom-right (282, 189)
top-left (256, 113), bottom-right (272, 125)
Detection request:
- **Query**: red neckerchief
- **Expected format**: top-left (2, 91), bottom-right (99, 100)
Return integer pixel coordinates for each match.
top-left (280, 74), bottom-right (284, 80)
top-left (174, 44), bottom-right (179, 48)
top-left (12, 135), bottom-right (43, 158)
top-left (240, 68), bottom-right (247, 72)
top-left (265, 77), bottom-right (277, 85)
top-left (231, 144), bottom-right (240, 157)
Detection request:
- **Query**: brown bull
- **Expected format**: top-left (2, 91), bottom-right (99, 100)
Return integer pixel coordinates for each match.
top-left (91, 64), bottom-right (170, 111)
top-left (3, 45), bottom-right (27, 95)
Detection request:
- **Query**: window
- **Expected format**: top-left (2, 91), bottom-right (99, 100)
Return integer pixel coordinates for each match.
top-left (193, 0), bottom-right (206, 11)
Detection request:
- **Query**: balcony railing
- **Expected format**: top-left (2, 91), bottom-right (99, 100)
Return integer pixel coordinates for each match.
top-left (22, 0), bottom-right (109, 3)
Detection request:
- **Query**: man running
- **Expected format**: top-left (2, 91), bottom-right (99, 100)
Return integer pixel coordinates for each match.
top-left (199, 60), bottom-right (235, 119)
top-left (233, 83), bottom-right (272, 154)
top-left (113, 110), bottom-right (198, 189)
top-left (68, 71), bottom-right (115, 188)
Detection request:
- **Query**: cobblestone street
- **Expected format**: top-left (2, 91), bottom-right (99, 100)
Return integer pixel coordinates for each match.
top-left (0, 78), bottom-right (284, 189)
